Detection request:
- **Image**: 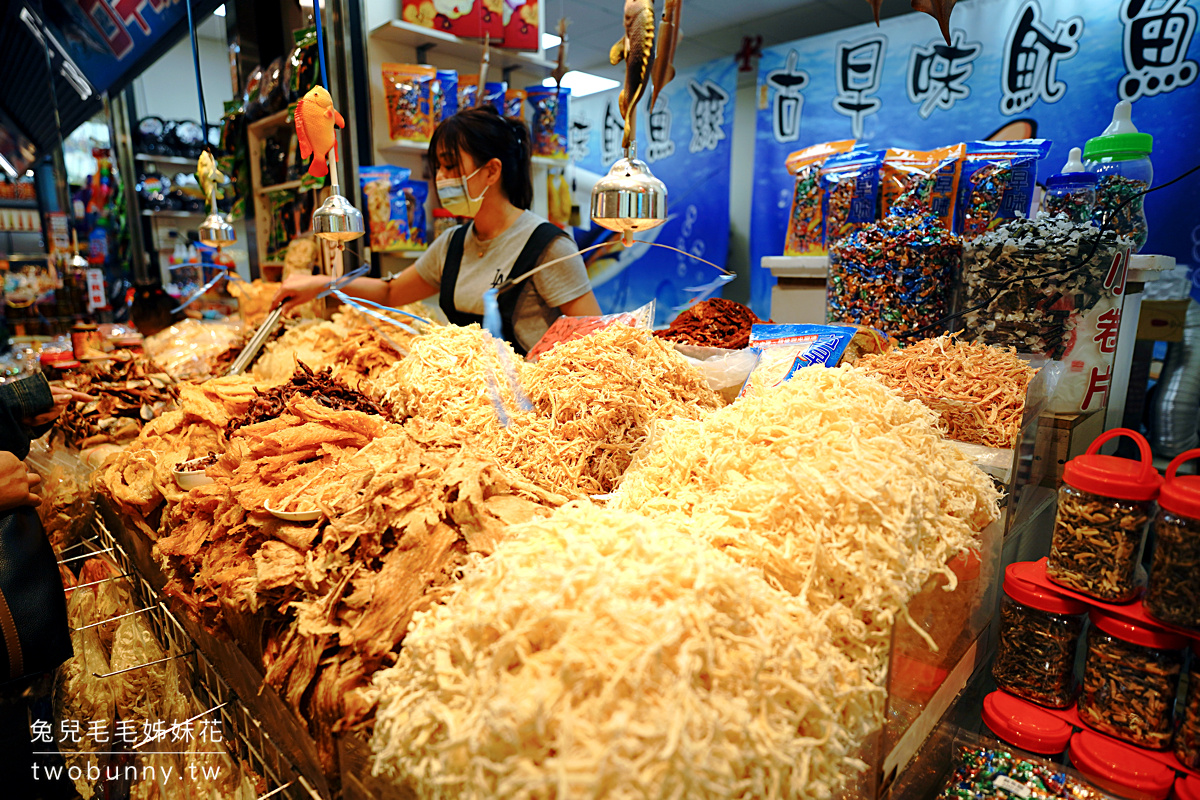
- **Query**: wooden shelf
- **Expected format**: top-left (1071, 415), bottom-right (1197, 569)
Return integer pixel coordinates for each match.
top-left (142, 209), bottom-right (206, 218)
top-left (369, 20), bottom-right (554, 71)
top-left (134, 153), bottom-right (197, 167)
top-left (0, 199), bottom-right (37, 209)
top-left (247, 108), bottom-right (292, 135)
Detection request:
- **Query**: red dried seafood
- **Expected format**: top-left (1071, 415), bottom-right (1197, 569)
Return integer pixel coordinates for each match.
top-left (654, 298), bottom-right (765, 350)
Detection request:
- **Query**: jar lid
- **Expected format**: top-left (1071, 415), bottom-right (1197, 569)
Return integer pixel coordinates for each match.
top-left (1069, 730), bottom-right (1173, 800)
top-left (982, 691), bottom-right (1073, 755)
top-left (1088, 608), bottom-right (1188, 651)
top-left (1047, 172), bottom-right (1098, 190)
top-left (1004, 562), bottom-right (1088, 615)
top-left (1063, 428), bottom-right (1162, 501)
top-left (1159, 449), bottom-right (1200, 519)
top-left (1084, 132), bottom-right (1154, 160)
top-left (1176, 775), bottom-right (1200, 800)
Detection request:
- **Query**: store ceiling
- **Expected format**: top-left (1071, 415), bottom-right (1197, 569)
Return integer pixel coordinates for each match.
top-left (564, 0), bottom-right (915, 76)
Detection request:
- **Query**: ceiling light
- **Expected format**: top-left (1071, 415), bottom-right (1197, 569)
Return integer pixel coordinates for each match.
top-left (543, 71), bottom-right (619, 98)
top-left (541, 32), bottom-right (561, 49)
top-left (25, 169), bottom-right (34, 177)
top-left (214, 4), bottom-right (225, 15)
top-left (0, 154), bottom-right (17, 179)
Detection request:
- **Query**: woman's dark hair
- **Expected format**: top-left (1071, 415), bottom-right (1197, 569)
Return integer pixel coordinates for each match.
top-left (429, 106), bottom-right (533, 209)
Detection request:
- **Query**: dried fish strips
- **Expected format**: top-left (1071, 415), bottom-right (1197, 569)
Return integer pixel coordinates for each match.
top-left (227, 361), bottom-right (392, 437)
top-left (857, 335), bottom-right (1037, 448)
top-left (502, 324), bottom-right (722, 496)
top-left (370, 505), bottom-right (880, 800)
top-left (654, 297), bottom-right (766, 350)
top-left (615, 365), bottom-right (1000, 677)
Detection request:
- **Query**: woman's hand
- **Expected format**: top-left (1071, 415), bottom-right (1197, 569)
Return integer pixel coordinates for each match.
top-left (273, 275), bottom-right (332, 314)
top-left (25, 387), bottom-right (95, 427)
top-left (0, 452), bottom-right (41, 512)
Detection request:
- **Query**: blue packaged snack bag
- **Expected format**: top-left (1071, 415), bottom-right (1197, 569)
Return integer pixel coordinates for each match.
top-left (435, 69), bottom-right (458, 121)
top-left (820, 150), bottom-right (885, 247)
top-left (957, 139), bottom-right (1053, 238)
top-left (739, 324), bottom-right (858, 398)
top-left (526, 86), bottom-right (570, 159)
top-left (361, 166), bottom-right (429, 252)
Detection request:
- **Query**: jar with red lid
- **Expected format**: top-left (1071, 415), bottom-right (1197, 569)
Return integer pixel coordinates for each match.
top-left (981, 690), bottom-right (1074, 762)
top-left (1145, 449), bottom-right (1200, 628)
top-left (1047, 428), bottom-right (1162, 602)
top-left (1068, 729), bottom-right (1175, 800)
top-left (992, 562), bottom-right (1088, 708)
top-left (1175, 642), bottom-right (1200, 770)
top-left (1077, 608), bottom-right (1187, 749)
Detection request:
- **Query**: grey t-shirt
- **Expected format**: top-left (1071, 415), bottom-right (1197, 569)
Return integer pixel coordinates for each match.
top-left (409, 211), bottom-right (592, 352)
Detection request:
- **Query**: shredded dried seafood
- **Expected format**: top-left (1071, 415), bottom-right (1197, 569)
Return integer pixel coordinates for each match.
top-left (53, 352), bottom-right (179, 449)
top-left (370, 505), bottom-right (880, 800)
top-left (155, 400), bottom-right (559, 769)
top-left (654, 297), bottom-right (766, 349)
top-left (615, 365), bottom-right (1000, 677)
top-left (857, 335), bottom-right (1036, 448)
top-left (226, 362), bottom-right (392, 436)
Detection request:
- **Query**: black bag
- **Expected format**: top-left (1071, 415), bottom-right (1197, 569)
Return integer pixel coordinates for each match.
top-left (0, 507), bottom-right (72, 683)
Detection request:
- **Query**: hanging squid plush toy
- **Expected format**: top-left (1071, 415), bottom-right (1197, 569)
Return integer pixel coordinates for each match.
top-left (295, 86), bottom-right (345, 179)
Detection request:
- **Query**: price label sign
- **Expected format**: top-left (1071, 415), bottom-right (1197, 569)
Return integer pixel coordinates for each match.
top-left (86, 268), bottom-right (106, 311)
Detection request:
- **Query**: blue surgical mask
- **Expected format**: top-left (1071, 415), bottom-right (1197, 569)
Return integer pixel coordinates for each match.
top-left (436, 166), bottom-right (488, 217)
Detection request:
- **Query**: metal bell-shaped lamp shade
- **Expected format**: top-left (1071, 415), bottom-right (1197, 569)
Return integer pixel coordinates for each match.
top-left (313, 188), bottom-right (365, 243)
top-left (590, 145), bottom-right (667, 244)
top-left (198, 212), bottom-right (237, 248)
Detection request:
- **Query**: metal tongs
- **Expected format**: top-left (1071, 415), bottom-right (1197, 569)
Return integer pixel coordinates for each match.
top-left (225, 265), bottom-right (369, 377)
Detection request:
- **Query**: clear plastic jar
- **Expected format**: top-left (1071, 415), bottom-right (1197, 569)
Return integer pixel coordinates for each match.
top-left (1044, 173), bottom-right (1097, 225)
top-left (1177, 646), bottom-right (1200, 770)
top-left (1046, 428), bottom-right (1162, 602)
top-left (1077, 610), bottom-right (1187, 750)
top-left (1145, 449), bottom-right (1200, 628)
top-left (1084, 107), bottom-right (1153, 252)
top-left (992, 563), bottom-right (1087, 708)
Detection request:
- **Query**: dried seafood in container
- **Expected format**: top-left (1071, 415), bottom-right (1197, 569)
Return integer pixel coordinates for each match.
top-left (1046, 429), bottom-right (1160, 602)
top-left (1077, 609), bottom-right (1186, 750)
top-left (991, 562), bottom-right (1087, 708)
top-left (1176, 646), bottom-right (1200, 770)
top-left (653, 297), bottom-right (765, 350)
top-left (1144, 449), bottom-right (1200, 628)
top-left (858, 335), bottom-right (1037, 449)
top-left (370, 505), bottom-right (881, 800)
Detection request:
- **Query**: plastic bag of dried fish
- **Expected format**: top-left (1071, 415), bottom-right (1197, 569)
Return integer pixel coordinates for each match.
top-left (26, 439), bottom-right (95, 552)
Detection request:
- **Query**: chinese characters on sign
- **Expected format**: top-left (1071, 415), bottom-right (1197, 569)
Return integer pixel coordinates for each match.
top-left (1000, 0), bottom-right (1082, 115)
top-left (687, 80), bottom-right (730, 154)
top-left (1119, 0), bottom-right (1198, 101)
top-left (765, 50), bottom-right (810, 143)
top-left (646, 97), bottom-right (676, 163)
top-left (907, 30), bottom-right (983, 118)
top-left (32, 718), bottom-right (224, 746)
top-left (832, 35), bottom-right (887, 137)
top-left (570, 118), bottom-right (592, 162)
top-left (601, 101), bottom-right (624, 164)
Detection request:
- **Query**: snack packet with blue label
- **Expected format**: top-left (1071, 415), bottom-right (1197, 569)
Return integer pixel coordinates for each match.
top-left (738, 324), bottom-right (858, 398)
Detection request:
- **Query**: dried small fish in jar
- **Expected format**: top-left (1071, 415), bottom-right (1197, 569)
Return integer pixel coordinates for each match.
top-left (1144, 449), bottom-right (1200, 628)
top-left (1046, 428), bottom-right (1161, 602)
top-left (1176, 645), bottom-right (1200, 770)
top-left (1077, 609), bottom-right (1186, 750)
top-left (992, 563), bottom-right (1087, 708)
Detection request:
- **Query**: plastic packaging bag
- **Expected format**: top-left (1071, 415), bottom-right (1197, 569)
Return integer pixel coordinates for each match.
top-left (956, 139), bottom-right (1053, 238)
top-left (526, 300), bottom-right (656, 361)
top-left (739, 323), bottom-right (857, 398)
top-left (361, 166), bottom-right (430, 252)
top-left (143, 318), bottom-right (244, 381)
top-left (674, 344), bottom-right (761, 403)
top-left (26, 439), bottom-right (95, 553)
top-left (879, 144), bottom-right (965, 231)
top-left (819, 149), bottom-right (884, 248)
top-left (383, 63), bottom-right (437, 142)
top-left (783, 139), bottom-right (857, 256)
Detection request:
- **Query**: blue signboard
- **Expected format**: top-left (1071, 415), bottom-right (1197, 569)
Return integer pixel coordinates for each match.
top-left (750, 0), bottom-right (1200, 317)
top-left (570, 57), bottom-right (737, 326)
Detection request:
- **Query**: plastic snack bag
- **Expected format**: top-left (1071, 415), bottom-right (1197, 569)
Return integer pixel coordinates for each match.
top-left (879, 143), bottom-right (965, 231)
top-left (383, 63), bottom-right (437, 142)
top-left (361, 166), bottom-right (430, 252)
top-left (434, 69), bottom-right (458, 121)
top-left (739, 323), bottom-right (858, 398)
top-left (526, 86), bottom-right (570, 159)
top-left (820, 150), bottom-right (885, 248)
top-left (956, 139), bottom-right (1053, 238)
top-left (526, 301), bottom-right (655, 361)
top-left (783, 139), bottom-right (857, 257)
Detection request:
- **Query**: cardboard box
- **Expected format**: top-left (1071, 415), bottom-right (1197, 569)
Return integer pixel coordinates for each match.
top-left (403, 0), bottom-right (502, 40)
top-left (1137, 299), bottom-right (1189, 342)
top-left (500, 0), bottom-right (539, 51)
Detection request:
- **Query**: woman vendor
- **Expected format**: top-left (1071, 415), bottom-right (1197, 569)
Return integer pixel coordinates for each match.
top-left (275, 106), bottom-right (601, 355)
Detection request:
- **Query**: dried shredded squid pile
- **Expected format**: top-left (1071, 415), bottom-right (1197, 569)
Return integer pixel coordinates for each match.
top-left (614, 365), bottom-right (1001, 677)
top-left (370, 505), bottom-right (881, 800)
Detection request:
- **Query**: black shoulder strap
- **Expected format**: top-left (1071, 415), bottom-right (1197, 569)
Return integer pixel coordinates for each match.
top-left (439, 224), bottom-right (476, 327)
top-left (497, 223), bottom-right (568, 355)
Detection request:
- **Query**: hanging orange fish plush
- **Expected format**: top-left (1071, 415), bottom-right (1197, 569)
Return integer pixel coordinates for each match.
top-left (295, 86), bottom-right (344, 178)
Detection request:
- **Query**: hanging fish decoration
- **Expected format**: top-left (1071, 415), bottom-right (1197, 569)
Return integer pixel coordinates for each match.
top-left (195, 150), bottom-right (226, 204)
top-left (865, 0), bottom-right (957, 44)
top-left (609, 0), bottom-right (656, 148)
top-left (552, 18), bottom-right (571, 89)
top-left (295, 86), bottom-right (345, 178)
top-left (649, 0), bottom-right (680, 111)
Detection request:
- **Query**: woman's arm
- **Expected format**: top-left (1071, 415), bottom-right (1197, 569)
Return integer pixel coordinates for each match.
top-left (559, 290), bottom-right (602, 317)
top-left (383, 266), bottom-right (439, 308)
top-left (275, 267), bottom-right (436, 312)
